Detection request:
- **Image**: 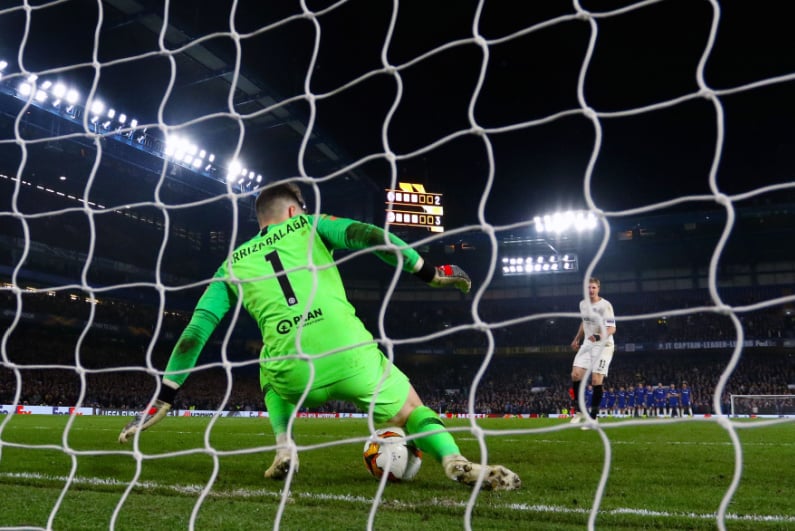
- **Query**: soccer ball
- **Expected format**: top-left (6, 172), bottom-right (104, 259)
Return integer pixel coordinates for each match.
top-left (362, 427), bottom-right (422, 482)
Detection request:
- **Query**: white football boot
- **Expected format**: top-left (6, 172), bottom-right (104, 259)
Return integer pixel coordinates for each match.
top-left (443, 455), bottom-right (521, 491)
top-left (264, 451), bottom-right (299, 480)
top-left (569, 412), bottom-right (586, 424)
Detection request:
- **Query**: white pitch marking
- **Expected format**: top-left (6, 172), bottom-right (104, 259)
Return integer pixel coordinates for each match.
top-left (1, 472), bottom-right (793, 524)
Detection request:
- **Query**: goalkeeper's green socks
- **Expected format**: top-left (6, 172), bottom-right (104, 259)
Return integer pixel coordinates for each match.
top-left (405, 405), bottom-right (461, 462)
top-left (264, 387), bottom-right (295, 437)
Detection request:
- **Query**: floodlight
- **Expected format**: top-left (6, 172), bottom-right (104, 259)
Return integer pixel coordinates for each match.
top-left (40, 80), bottom-right (52, 90)
top-left (208, 154), bottom-right (215, 162)
top-left (130, 119), bottom-right (138, 128)
top-left (227, 160), bottom-right (242, 181)
top-left (0, 60), bottom-right (7, 71)
top-left (118, 113), bottom-right (127, 124)
top-left (52, 83), bottom-right (66, 98)
top-left (164, 134), bottom-right (179, 156)
top-left (107, 108), bottom-right (116, 119)
top-left (256, 174), bottom-right (262, 183)
top-left (90, 100), bottom-right (105, 115)
top-left (34, 89), bottom-right (47, 102)
top-left (575, 211), bottom-right (598, 231)
top-left (534, 209), bottom-right (597, 235)
top-left (65, 89), bottom-right (79, 104)
top-left (51, 86), bottom-right (64, 107)
top-left (500, 253), bottom-right (578, 276)
top-left (18, 82), bottom-right (32, 96)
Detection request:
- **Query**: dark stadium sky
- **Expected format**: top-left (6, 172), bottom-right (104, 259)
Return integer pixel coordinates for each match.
top-left (1, 0), bottom-right (794, 231)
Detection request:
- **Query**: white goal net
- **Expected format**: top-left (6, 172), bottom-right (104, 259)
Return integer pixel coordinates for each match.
top-left (730, 394), bottom-right (795, 417)
top-left (1, 1), bottom-right (794, 530)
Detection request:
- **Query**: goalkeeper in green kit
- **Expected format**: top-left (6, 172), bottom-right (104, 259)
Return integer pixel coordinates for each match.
top-left (119, 182), bottom-right (520, 491)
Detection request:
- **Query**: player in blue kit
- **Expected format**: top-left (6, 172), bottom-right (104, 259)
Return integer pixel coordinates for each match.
top-left (667, 383), bottom-right (681, 417)
top-left (634, 383), bottom-right (646, 417)
top-left (606, 387), bottom-right (617, 417)
top-left (645, 384), bottom-right (656, 417)
top-left (654, 383), bottom-right (667, 417)
top-left (625, 385), bottom-right (635, 417)
top-left (617, 386), bottom-right (627, 417)
top-left (680, 382), bottom-right (693, 417)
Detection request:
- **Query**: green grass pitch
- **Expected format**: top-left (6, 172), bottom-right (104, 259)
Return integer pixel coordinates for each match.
top-left (0, 415), bottom-right (792, 530)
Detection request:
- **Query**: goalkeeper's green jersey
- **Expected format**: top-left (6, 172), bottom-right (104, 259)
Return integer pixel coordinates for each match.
top-left (191, 213), bottom-right (422, 390)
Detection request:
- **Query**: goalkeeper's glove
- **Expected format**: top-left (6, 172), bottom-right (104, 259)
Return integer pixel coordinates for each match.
top-left (118, 385), bottom-right (176, 443)
top-left (414, 259), bottom-right (471, 294)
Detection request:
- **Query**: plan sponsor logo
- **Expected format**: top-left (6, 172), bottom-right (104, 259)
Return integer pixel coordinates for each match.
top-left (276, 307), bottom-right (324, 334)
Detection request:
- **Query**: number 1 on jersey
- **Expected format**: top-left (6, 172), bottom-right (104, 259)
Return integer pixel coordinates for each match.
top-left (265, 250), bottom-right (298, 306)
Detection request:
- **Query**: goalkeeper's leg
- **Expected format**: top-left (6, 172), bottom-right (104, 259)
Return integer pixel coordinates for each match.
top-left (348, 350), bottom-right (521, 490)
top-left (263, 386), bottom-right (298, 480)
top-left (118, 382), bottom-right (177, 443)
top-left (396, 390), bottom-right (521, 491)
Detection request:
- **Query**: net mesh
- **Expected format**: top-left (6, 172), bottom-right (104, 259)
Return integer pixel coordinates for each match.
top-left (1, 1), bottom-right (794, 530)
top-left (730, 394), bottom-right (795, 417)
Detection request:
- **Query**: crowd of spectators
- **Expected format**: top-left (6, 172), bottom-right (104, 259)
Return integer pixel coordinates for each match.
top-left (1, 286), bottom-right (793, 416)
top-left (358, 287), bottom-right (795, 346)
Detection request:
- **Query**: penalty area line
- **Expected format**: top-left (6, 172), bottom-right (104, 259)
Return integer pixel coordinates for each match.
top-left (1, 472), bottom-right (793, 524)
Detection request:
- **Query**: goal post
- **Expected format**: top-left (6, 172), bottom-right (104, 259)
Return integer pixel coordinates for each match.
top-left (730, 394), bottom-right (795, 418)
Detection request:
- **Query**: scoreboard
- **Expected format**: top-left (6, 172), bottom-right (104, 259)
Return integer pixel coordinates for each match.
top-left (385, 182), bottom-right (444, 232)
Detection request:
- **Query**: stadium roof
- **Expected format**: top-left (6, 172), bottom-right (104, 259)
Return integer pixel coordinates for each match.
top-left (1, 1), bottom-right (794, 282)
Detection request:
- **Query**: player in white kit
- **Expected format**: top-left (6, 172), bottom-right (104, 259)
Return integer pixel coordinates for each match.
top-left (569, 277), bottom-right (616, 424)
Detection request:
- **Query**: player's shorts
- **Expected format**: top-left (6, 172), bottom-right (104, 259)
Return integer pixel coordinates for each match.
top-left (572, 340), bottom-right (615, 377)
top-left (260, 344), bottom-right (410, 424)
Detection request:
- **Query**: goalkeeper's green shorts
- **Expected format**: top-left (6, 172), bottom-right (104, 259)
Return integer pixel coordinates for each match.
top-left (261, 346), bottom-right (411, 424)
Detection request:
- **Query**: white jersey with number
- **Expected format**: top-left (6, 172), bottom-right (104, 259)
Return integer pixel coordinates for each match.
top-left (579, 297), bottom-right (616, 346)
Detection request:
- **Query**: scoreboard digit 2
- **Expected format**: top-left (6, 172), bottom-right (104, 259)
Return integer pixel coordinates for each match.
top-left (385, 182), bottom-right (444, 232)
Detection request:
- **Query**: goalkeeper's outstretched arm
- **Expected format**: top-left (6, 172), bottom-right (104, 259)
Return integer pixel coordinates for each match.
top-left (119, 282), bottom-right (230, 443)
top-left (318, 216), bottom-right (472, 293)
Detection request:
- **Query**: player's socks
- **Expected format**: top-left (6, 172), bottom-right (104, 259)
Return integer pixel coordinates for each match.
top-left (264, 388), bottom-right (295, 437)
top-left (590, 385), bottom-right (603, 419)
top-left (405, 405), bottom-right (460, 462)
top-left (570, 381), bottom-right (579, 413)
